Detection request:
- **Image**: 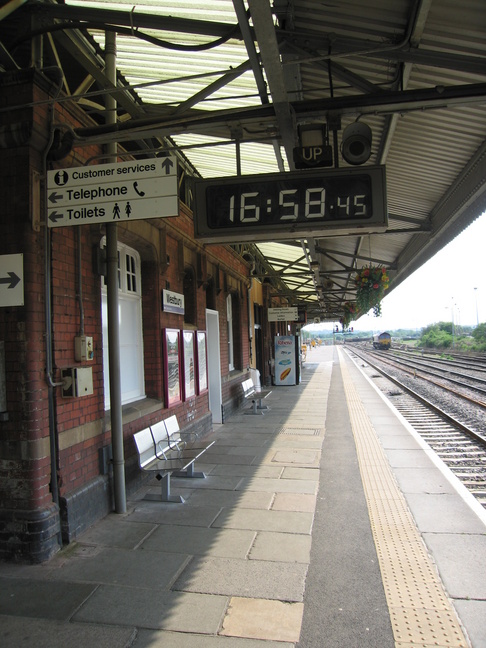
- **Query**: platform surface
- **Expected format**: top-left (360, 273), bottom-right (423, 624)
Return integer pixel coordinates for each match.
top-left (0, 345), bottom-right (485, 647)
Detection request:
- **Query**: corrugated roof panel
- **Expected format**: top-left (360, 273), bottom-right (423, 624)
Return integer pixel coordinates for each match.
top-left (293, 0), bottom-right (410, 41)
top-left (70, 0), bottom-right (262, 114)
top-left (173, 135), bottom-right (287, 178)
top-left (51, 0), bottom-right (486, 322)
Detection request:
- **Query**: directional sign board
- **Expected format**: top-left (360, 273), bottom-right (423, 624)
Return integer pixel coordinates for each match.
top-left (268, 307), bottom-right (298, 322)
top-left (0, 254), bottom-right (23, 307)
top-left (47, 157), bottom-right (178, 228)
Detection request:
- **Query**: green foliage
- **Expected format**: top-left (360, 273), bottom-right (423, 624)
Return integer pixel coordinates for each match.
top-left (418, 324), bottom-right (452, 349)
top-left (421, 321), bottom-right (452, 336)
top-left (354, 266), bottom-right (389, 318)
top-left (415, 321), bottom-right (486, 351)
top-left (472, 323), bottom-right (486, 342)
top-left (471, 323), bottom-right (486, 351)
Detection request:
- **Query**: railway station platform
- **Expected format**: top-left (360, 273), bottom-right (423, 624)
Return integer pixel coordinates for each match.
top-left (0, 345), bottom-right (485, 647)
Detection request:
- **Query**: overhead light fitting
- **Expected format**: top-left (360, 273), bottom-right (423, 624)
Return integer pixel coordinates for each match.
top-left (341, 122), bottom-right (372, 165)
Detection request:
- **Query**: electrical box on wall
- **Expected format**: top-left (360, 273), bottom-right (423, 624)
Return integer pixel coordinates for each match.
top-left (74, 335), bottom-right (94, 362)
top-left (61, 367), bottom-right (94, 398)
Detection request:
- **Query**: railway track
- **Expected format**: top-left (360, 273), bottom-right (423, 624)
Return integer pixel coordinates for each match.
top-left (381, 350), bottom-right (486, 396)
top-left (350, 343), bottom-right (486, 406)
top-left (345, 346), bottom-right (486, 508)
top-left (394, 347), bottom-right (486, 372)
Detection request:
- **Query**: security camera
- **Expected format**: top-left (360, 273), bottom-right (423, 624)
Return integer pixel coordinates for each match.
top-left (341, 122), bottom-right (372, 165)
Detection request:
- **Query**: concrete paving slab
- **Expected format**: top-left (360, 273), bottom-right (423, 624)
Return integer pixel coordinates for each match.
top-left (220, 597), bottom-right (304, 642)
top-left (278, 418), bottom-right (324, 426)
top-left (50, 546), bottom-right (190, 589)
top-left (73, 585), bottom-right (228, 633)
top-left (276, 425), bottom-right (324, 435)
top-left (209, 464), bottom-right (283, 478)
top-left (269, 436), bottom-right (324, 449)
top-left (379, 434), bottom-right (422, 449)
top-left (453, 600), bottom-right (486, 648)
top-left (266, 448), bottom-right (320, 466)
top-left (212, 507), bottom-right (313, 534)
top-left (173, 556), bottom-right (308, 601)
top-left (368, 413), bottom-right (408, 429)
top-left (228, 418), bottom-right (280, 428)
top-left (406, 493), bottom-right (486, 534)
top-left (140, 525), bottom-right (256, 559)
top-left (0, 616), bottom-right (136, 648)
top-left (200, 453), bottom-right (258, 466)
top-left (281, 466), bottom-right (320, 480)
top-left (271, 492), bottom-right (317, 512)
top-left (392, 467), bottom-right (457, 495)
top-left (385, 448), bottom-right (436, 469)
top-left (422, 532), bottom-right (486, 599)
top-left (0, 577), bottom-right (96, 620)
top-left (169, 475), bottom-right (245, 491)
top-left (213, 434), bottom-right (273, 447)
top-left (237, 476), bottom-right (318, 494)
top-left (127, 504), bottom-right (223, 527)
top-left (226, 447), bottom-right (269, 458)
top-left (249, 531), bottom-right (312, 563)
top-left (182, 488), bottom-right (274, 510)
top-left (132, 629), bottom-right (294, 648)
top-left (0, 560), bottom-right (59, 581)
top-left (76, 516), bottom-right (156, 549)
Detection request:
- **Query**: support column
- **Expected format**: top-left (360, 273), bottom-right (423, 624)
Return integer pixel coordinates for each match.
top-left (105, 30), bottom-right (126, 513)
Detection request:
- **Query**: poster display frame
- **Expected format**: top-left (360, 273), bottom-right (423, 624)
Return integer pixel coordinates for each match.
top-left (163, 328), bottom-right (182, 407)
top-left (196, 330), bottom-right (208, 395)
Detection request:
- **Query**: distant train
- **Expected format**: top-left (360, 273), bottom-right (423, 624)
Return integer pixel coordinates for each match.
top-left (372, 331), bottom-right (391, 350)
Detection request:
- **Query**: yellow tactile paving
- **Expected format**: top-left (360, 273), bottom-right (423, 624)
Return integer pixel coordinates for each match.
top-left (338, 349), bottom-right (470, 648)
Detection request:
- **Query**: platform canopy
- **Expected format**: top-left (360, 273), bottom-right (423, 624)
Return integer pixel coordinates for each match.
top-left (1, 0), bottom-right (485, 323)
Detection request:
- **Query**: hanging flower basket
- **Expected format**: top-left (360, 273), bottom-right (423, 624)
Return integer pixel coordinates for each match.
top-left (354, 266), bottom-right (389, 317)
top-left (340, 301), bottom-right (358, 328)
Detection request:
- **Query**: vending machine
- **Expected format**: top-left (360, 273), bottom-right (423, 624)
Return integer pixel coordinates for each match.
top-left (274, 335), bottom-right (301, 385)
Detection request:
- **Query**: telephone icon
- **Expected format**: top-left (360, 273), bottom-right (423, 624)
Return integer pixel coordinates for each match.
top-left (133, 182), bottom-right (145, 197)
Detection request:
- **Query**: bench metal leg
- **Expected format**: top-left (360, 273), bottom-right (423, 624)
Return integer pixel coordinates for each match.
top-left (256, 397), bottom-right (269, 411)
top-left (244, 398), bottom-right (264, 415)
top-left (173, 462), bottom-right (206, 479)
top-left (142, 473), bottom-right (185, 504)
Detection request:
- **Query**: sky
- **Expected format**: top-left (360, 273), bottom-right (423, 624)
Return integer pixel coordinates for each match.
top-left (307, 211), bottom-right (486, 333)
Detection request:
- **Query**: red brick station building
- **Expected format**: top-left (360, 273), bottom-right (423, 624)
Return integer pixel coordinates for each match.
top-left (0, 69), bottom-right (296, 563)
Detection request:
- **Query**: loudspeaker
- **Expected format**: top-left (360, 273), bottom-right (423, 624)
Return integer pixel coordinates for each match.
top-left (341, 122), bottom-right (372, 165)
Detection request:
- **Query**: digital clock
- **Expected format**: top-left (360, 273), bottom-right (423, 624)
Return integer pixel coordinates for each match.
top-left (194, 166), bottom-right (387, 243)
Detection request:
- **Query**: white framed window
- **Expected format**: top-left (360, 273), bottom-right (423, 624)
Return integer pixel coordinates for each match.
top-left (101, 240), bottom-right (145, 410)
top-left (227, 293), bottom-right (234, 371)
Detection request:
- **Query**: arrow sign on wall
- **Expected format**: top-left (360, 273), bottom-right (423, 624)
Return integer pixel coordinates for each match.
top-left (0, 272), bottom-right (21, 290)
top-left (0, 254), bottom-right (24, 307)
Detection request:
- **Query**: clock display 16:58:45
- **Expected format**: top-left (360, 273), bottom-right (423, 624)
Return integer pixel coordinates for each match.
top-left (206, 174), bottom-right (373, 229)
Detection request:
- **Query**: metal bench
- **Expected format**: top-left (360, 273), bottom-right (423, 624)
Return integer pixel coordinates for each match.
top-left (133, 415), bottom-right (215, 503)
top-left (241, 378), bottom-right (272, 415)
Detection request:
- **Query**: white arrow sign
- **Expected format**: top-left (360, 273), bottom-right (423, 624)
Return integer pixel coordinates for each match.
top-left (0, 254), bottom-right (24, 307)
top-left (47, 157), bottom-right (178, 228)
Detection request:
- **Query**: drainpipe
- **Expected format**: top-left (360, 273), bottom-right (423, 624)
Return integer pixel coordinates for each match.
top-left (105, 31), bottom-right (126, 513)
top-left (42, 67), bottom-right (64, 548)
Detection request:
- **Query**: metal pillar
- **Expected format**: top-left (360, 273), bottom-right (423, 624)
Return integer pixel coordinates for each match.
top-left (105, 31), bottom-right (126, 513)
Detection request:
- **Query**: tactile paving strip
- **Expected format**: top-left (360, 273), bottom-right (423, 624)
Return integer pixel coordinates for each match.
top-left (338, 349), bottom-right (469, 648)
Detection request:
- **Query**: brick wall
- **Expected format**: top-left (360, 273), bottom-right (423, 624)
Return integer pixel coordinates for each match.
top-left (0, 69), bottom-right (251, 563)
